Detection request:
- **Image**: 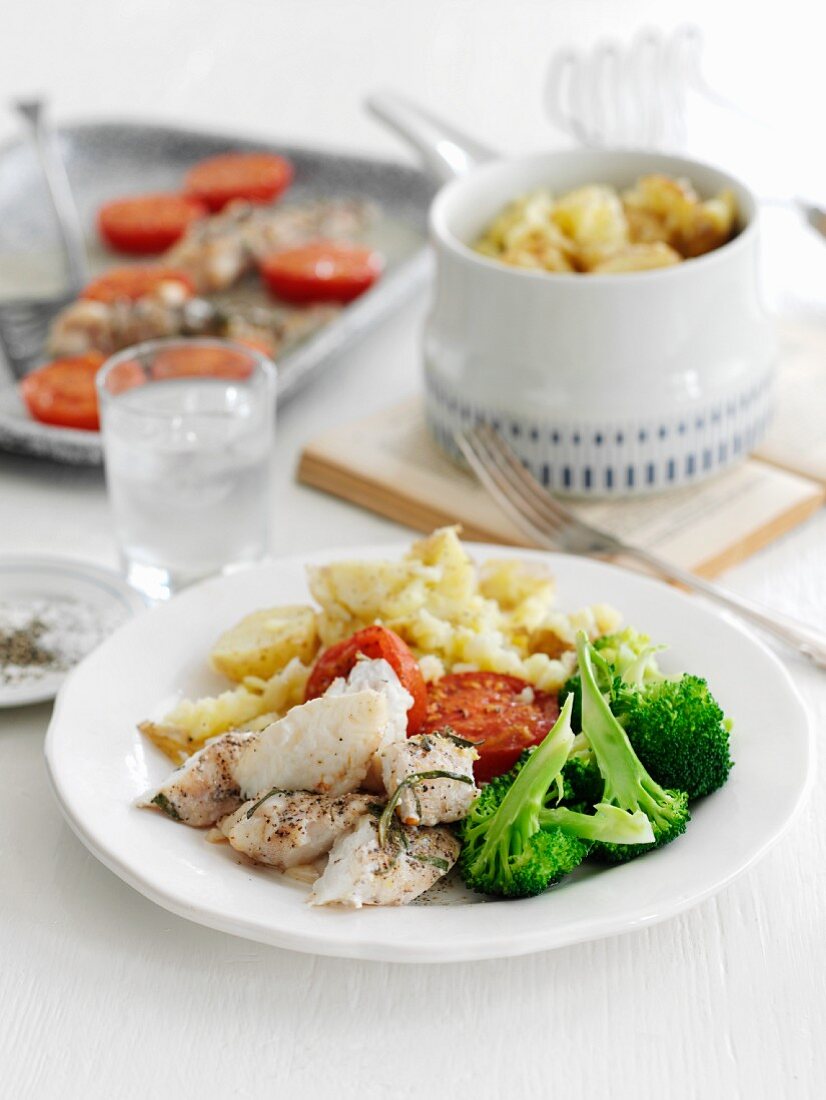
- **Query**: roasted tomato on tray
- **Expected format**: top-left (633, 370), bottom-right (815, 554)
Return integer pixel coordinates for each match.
top-left (80, 266), bottom-right (196, 304)
top-left (98, 194), bottom-right (208, 255)
top-left (184, 152), bottom-right (294, 211)
top-left (20, 353), bottom-right (105, 431)
top-left (421, 671), bottom-right (561, 783)
top-left (260, 241), bottom-right (383, 304)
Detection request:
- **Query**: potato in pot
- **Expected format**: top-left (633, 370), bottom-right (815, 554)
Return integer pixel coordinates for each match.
top-left (210, 605), bottom-right (319, 681)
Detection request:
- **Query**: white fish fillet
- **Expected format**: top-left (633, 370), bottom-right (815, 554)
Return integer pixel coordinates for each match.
top-left (325, 657), bottom-right (412, 748)
top-left (309, 814), bottom-right (460, 908)
top-left (326, 657), bottom-right (412, 790)
top-left (220, 790), bottom-right (379, 869)
top-left (234, 689), bottom-right (388, 798)
top-left (138, 729), bottom-right (257, 827)
top-left (380, 732), bottom-right (478, 827)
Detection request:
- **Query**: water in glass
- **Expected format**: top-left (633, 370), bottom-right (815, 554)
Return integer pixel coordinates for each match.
top-left (101, 375), bottom-right (273, 599)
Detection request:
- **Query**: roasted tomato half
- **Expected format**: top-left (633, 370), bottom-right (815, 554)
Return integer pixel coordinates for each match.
top-left (421, 671), bottom-right (560, 783)
top-left (305, 625), bottom-right (427, 733)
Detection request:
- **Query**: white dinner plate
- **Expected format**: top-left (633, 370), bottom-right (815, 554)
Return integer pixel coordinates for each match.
top-left (0, 556), bottom-right (148, 707)
top-left (44, 544), bottom-right (812, 962)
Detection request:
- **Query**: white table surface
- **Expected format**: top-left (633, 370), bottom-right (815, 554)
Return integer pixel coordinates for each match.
top-left (1, 2), bottom-right (825, 1097)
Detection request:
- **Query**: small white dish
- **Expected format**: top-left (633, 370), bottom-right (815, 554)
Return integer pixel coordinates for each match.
top-left (0, 557), bottom-right (147, 706)
top-left (44, 544), bottom-right (812, 962)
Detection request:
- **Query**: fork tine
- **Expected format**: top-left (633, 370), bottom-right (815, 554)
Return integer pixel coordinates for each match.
top-left (460, 425), bottom-right (622, 556)
top-left (468, 427), bottom-right (572, 538)
top-left (456, 430), bottom-right (569, 548)
top-left (472, 423), bottom-right (588, 533)
top-left (0, 327), bottom-right (45, 356)
top-left (0, 315), bottom-right (50, 347)
top-left (0, 298), bottom-right (47, 319)
top-left (475, 424), bottom-right (593, 533)
top-left (0, 294), bottom-right (72, 377)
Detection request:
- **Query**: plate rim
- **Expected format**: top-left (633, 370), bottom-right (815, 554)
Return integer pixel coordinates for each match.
top-left (43, 543), bottom-right (815, 961)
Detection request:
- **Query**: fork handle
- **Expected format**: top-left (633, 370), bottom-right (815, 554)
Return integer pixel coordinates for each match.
top-left (15, 99), bottom-right (88, 292)
top-left (628, 546), bottom-right (826, 670)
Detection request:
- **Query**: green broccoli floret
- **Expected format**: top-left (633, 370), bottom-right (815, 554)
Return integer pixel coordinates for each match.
top-left (559, 755), bottom-right (604, 811)
top-left (613, 675), bottom-right (733, 799)
top-left (576, 631), bottom-right (690, 863)
top-left (458, 695), bottom-right (654, 897)
top-left (538, 803), bottom-right (654, 845)
top-left (559, 629), bottom-right (653, 733)
top-left (458, 695), bottom-right (581, 897)
top-left (594, 628), bottom-right (661, 679)
top-left (559, 674), bottom-right (583, 732)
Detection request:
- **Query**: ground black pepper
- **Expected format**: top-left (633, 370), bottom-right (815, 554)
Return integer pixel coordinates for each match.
top-left (0, 618), bottom-right (60, 681)
top-left (0, 598), bottom-right (128, 690)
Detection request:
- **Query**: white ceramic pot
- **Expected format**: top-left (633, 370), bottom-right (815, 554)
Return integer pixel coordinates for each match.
top-left (371, 97), bottom-right (775, 497)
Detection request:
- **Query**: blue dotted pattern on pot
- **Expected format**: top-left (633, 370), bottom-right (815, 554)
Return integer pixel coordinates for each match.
top-left (425, 365), bottom-right (774, 497)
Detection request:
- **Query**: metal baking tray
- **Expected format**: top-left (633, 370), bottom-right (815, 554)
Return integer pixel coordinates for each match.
top-left (0, 120), bottom-right (435, 463)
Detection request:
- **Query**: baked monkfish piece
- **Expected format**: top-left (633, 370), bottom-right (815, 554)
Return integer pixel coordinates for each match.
top-left (234, 688), bottom-right (389, 798)
top-left (380, 731), bottom-right (479, 827)
top-left (309, 814), bottom-right (460, 908)
top-left (137, 729), bottom-right (256, 827)
top-left (139, 688), bottom-right (392, 828)
top-left (220, 790), bottom-right (379, 870)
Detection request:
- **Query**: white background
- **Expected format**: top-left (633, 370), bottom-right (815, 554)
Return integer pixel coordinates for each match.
top-left (1, 1), bottom-right (825, 1097)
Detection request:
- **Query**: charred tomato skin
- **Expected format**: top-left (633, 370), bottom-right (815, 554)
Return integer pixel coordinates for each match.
top-left (305, 625), bottom-right (428, 733)
top-left (421, 671), bottom-right (560, 783)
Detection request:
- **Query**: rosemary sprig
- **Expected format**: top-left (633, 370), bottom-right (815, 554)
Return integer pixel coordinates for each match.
top-left (378, 770), bottom-right (474, 847)
top-left (439, 730), bottom-right (481, 750)
top-left (151, 792), bottom-right (182, 822)
top-left (427, 725), bottom-right (484, 750)
top-left (245, 787), bottom-right (287, 819)
top-left (411, 854), bottom-right (450, 872)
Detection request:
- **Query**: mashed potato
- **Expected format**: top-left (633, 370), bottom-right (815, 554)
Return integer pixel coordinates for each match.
top-left (144, 528), bottom-right (621, 760)
top-left (141, 657), bottom-right (311, 763)
top-left (307, 528), bottom-right (620, 693)
top-left (474, 173), bottom-right (737, 274)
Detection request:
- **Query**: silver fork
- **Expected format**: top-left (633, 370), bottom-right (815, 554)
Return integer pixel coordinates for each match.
top-left (0, 99), bottom-right (88, 379)
top-left (457, 424), bottom-right (826, 671)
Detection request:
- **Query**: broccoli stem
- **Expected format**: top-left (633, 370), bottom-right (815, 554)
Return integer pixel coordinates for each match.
top-left (464, 694), bottom-right (575, 874)
top-left (621, 644), bottom-right (666, 689)
top-left (577, 633), bottom-right (646, 804)
top-left (576, 631), bottom-right (688, 840)
top-left (539, 803), bottom-right (654, 845)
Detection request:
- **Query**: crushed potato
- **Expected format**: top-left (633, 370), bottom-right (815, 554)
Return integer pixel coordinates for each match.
top-left (141, 528), bottom-right (621, 761)
top-left (142, 657), bottom-right (310, 763)
top-left (474, 173), bottom-right (737, 274)
top-left (210, 604), bottom-right (319, 682)
top-left (307, 528), bottom-right (619, 693)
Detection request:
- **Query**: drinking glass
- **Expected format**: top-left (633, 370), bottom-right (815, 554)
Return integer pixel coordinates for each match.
top-left (97, 338), bottom-right (276, 600)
